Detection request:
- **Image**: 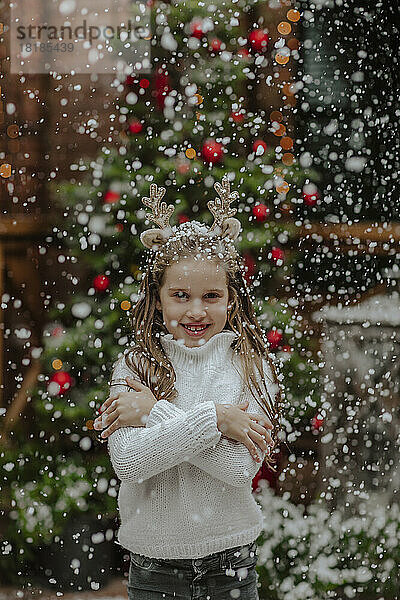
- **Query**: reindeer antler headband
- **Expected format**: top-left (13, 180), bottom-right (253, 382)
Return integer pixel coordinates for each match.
top-left (139, 175), bottom-right (241, 250)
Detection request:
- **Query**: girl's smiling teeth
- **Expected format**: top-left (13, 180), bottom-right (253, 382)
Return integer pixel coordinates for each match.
top-left (180, 323), bottom-right (211, 336)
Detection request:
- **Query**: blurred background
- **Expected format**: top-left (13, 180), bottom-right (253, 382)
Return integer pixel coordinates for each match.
top-left (0, 0), bottom-right (399, 598)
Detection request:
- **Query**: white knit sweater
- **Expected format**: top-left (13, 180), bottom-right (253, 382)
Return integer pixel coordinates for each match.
top-left (107, 329), bottom-right (279, 559)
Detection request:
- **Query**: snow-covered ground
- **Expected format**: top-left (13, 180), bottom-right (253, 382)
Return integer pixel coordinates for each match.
top-left (0, 578), bottom-right (127, 600)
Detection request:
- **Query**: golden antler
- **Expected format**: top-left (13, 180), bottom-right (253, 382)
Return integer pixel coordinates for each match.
top-left (208, 175), bottom-right (239, 232)
top-left (141, 183), bottom-right (175, 229)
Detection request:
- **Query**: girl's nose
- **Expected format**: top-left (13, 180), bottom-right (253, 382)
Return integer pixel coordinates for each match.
top-left (186, 301), bottom-right (207, 319)
top-left (186, 309), bottom-right (207, 319)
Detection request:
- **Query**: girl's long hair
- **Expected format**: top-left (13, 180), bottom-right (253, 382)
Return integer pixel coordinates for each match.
top-left (125, 228), bottom-right (284, 469)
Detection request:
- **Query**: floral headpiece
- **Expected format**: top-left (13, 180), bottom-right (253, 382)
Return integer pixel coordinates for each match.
top-left (139, 174), bottom-right (242, 250)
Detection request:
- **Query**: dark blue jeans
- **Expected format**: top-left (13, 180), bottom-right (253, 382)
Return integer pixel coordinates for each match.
top-left (127, 540), bottom-right (259, 599)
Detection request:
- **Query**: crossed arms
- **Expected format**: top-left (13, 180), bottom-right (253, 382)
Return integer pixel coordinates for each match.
top-left (107, 354), bottom-right (275, 487)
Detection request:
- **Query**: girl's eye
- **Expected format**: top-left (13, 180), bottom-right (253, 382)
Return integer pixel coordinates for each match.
top-left (173, 292), bottom-right (220, 299)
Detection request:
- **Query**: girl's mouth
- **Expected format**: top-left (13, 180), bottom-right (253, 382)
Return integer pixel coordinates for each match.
top-left (180, 323), bottom-right (211, 337)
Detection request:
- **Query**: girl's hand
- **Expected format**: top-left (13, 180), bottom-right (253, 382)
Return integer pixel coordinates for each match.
top-left (93, 376), bottom-right (157, 439)
top-left (215, 400), bottom-right (273, 463)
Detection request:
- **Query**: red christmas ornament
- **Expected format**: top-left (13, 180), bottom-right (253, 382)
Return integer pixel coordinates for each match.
top-left (201, 139), bottom-right (224, 164)
top-left (270, 247), bottom-right (285, 265)
top-left (253, 139), bottom-right (267, 155)
top-left (252, 203), bottom-right (270, 222)
top-left (190, 19), bottom-right (204, 39)
top-left (115, 223), bottom-right (124, 233)
top-left (104, 190), bottom-right (120, 204)
top-left (252, 459), bottom-right (280, 493)
top-left (243, 252), bottom-right (256, 285)
top-left (282, 344), bottom-right (292, 353)
top-left (128, 119), bottom-right (143, 134)
top-left (48, 371), bottom-right (73, 396)
top-left (178, 214), bottom-right (190, 224)
top-left (252, 467), bottom-right (264, 493)
top-left (248, 28), bottom-right (270, 53)
top-left (312, 414), bottom-right (324, 431)
top-left (303, 184), bottom-right (320, 207)
top-left (267, 329), bottom-right (283, 349)
top-left (238, 48), bottom-right (250, 59)
top-left (303, 193), bottom-right (318, 207)
top-left (93, 274), bottom-right (110, 292)
top-left (125, 75), bottom-right (136, 86)
top-left (209, 37), bottom-right (222, 52)
top-left (177, 162), bottom-right (190, 175)
top-left (154, 68), bottom-right (171, 110)
top-left (51, 326), bottom-right (64, 337)
top-left (231, 110), bottom-right (245, 123)
top-left (139, 78), bottom-right (150, 89)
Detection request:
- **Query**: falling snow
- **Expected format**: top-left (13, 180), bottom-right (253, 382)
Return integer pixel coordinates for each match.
top-left (1, 0), bottom-right (399, 597)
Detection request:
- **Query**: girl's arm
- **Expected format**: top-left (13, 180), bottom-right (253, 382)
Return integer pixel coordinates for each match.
top-left (146, 358), bottom-right (279, 488)
top-left (106, 355), bottom-right (221, 483)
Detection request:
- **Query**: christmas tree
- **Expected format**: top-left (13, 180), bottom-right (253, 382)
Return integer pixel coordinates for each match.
top-left (1, 0), bottom-right (321, 587)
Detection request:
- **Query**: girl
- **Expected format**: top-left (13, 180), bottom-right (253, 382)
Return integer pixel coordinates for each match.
top-left (93, 176), bottom-right (283, 599)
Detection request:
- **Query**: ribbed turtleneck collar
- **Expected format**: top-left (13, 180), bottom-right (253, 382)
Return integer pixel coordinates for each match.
top-left (160, 329), bottom-right (238, 370)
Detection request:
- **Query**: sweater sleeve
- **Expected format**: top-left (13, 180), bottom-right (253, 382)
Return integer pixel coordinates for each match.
top-left (106, 354), bottom-right (222, 483)
top-left (146, 358), bottom-right (280, 488)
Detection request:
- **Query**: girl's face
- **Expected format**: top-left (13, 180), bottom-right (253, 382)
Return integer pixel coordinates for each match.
top-left (155, 257), bottom-right (230, 347)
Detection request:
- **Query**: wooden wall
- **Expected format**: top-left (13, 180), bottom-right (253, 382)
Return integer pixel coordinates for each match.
top-left (0, 0), bottom-right (121, 408)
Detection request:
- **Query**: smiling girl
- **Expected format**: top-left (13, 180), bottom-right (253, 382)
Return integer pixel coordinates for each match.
top-left (93, 176), bottom-right (283, 599)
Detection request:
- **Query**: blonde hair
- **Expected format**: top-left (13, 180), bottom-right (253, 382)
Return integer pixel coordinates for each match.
top-left (125, 229), bottom-right (283, 469)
